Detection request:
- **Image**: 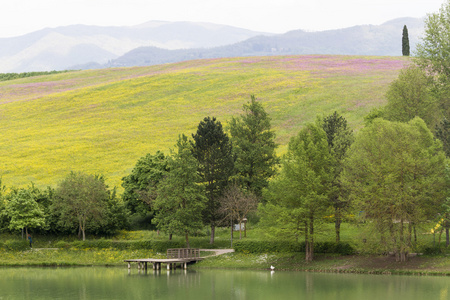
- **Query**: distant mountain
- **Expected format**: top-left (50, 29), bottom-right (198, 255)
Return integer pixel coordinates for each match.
top-left (0, 21), bottom-right (270, 72)
top-left (106, 17), bottom-right (424, 69)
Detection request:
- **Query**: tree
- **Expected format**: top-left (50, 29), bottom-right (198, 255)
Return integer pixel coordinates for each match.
top-left (6, 189), bottom-right (45, 237)
top-left (402, 25), bottom-right (410, 56)
top-left (53, 172), bottom-right (109, 241)
top-left (191, 116), bottom-right (234, 244)
top-left (219, 184), bottom-right (258, 240)
top-left (415, 0), bottom-right (450, 116)
top-left (341, 118), bottom-right (446, 261)
top-left (264, 121), bottom-right (333, 261)
top-left (153, 135), bottom-right (206, 248)
top-left (322, 112), bottom-right (353, 243)
top-left (416, 0), bottom-right (450, 81)
top-left (229, 95), bottom-right (278, 197)
top-left (435, 118), bottom-right (450, 158)
top-left (384, 65), bottom-right (438, 127)
top-left (122, 151), bottom-right (169, 218)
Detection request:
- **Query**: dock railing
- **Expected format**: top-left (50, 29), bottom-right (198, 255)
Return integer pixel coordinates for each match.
top-left (167, 248), bottom-right (200, 259)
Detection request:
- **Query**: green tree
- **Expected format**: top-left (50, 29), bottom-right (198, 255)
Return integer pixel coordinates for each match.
top-left (402, 25), bottom-right (410, 56)
top-left (53, 172), bottom-right (109, 241)
top-left (415, 0), bottom-right (450, 116)
top-left (0, 179), bottom-right (9, 231)
top-left (229, 95), bottom-right (278, 197)
top-left (6, 189), bottom-right (45, 237)
top-left (435, 118), bottom-right (450, 158)
top-left (153, 135), bottom-right (206, 248)
top-left (416, 0), bottom-right (450, 81)
top-left (322, 112), bottom-right (353, 242)
top-left (384, 65), bottom-right (438, 127)
top-left (191, 116), bottom-right (234, 244)
top-left (122, 151), bottom-right (169, 217)
top-left (341, 118), bottom-right (446, 261)
top-left (265, 121), bottom-right (333, 261)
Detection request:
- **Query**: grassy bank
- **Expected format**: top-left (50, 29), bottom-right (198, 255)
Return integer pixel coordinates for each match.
top-left (1, 247), bottom-right (450, 277)
top-left (2, 224), bottom-right (450, 276)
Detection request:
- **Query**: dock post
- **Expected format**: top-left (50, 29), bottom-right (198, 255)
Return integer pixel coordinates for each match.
top-left (167, 263), bottom-right (170, 270)
top-left (128, 262), bottom-right (131, 269)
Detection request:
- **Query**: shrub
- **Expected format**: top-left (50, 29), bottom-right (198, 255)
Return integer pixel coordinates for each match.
top-left (55, 241), bottom-right (71, 249)
top-left (4, 240), bottom-right (29, 251)
top-left (233, 240), bottom-right (354, 255)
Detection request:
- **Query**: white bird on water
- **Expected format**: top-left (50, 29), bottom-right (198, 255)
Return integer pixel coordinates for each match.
top-left (270, 265), bottom-right (275, 270)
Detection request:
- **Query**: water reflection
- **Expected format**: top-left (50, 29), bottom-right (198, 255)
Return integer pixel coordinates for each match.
top-left (0, 267), bottom-right (449, 300)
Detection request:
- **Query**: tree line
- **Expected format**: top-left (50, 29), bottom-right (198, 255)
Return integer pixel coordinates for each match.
top-left (1, 1), bottom-right (450, 262)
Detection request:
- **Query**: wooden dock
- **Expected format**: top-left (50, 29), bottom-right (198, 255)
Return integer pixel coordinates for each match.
top-left (125, 248), bottom-right (204, 271)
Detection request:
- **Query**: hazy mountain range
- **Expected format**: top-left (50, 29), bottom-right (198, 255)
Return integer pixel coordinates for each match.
top-left (0, 17), bottom-right (423, 73)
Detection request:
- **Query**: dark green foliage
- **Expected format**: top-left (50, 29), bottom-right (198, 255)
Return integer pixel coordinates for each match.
top-left (402, 25), bottom-right (410, 56)
top-left (191, 117), bottom-right (234, 243)
top-left (122, 151), bottom-right (169, 215)
top-left (55, 239), bottom-right (185, 252)
top-left (233, 239), bottom-right (354, 255)
top-left (435, 118), bottom-right (450, 157)
top-left (4, 240), bottom-right (29, 251)
top-left (0, 70), bottom-right (70, 82)
top-left (229, 95), bottom-right (278, 197)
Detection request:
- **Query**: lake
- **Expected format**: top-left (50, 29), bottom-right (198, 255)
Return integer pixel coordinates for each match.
top-left (0, 267), bottom-right (448, 300)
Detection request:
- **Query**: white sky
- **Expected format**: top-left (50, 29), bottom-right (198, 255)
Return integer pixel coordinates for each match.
top-left (0, 0), bottom-right (445, 38)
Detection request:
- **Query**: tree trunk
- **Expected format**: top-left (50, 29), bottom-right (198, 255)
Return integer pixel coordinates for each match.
top-left (185, 232), bottom-right (190, 248)
top-left (80, 218), bottom-right (86, 241)
top-left (446, 227), bottom-right (449, 247)
top-left (335, 207), bottom-right (341, 243)
top-left (169, 234), bottom-right (172, 240)
top-left (239, 220), bottom-right (242, 240)
top-left (230, 217), bottom-right (233, 248)
top-left (210, 225), bottom-right (215, 244)
top-left (305, 217), bottom-right (314, 262)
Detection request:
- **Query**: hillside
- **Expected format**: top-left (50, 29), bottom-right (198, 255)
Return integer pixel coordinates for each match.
top-left (0, 55), bottom-right (408, 191)
top-left (108, 18), bottom-right (423, 68)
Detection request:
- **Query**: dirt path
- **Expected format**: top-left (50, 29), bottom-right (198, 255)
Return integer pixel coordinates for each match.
top-left (200, 249), bottom-right (234, 257)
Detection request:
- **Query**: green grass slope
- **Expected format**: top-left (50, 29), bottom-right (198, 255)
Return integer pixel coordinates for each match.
top-left (0, 55), bottom-right (408, 190)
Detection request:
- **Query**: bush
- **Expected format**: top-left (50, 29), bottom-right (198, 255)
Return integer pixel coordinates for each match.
top-left (55, 241), bottom-right (71, 249)
top-left (4, 240), bottom-right (29, 251)
top-left (233, 240), bottom-right (354, 255)
top-left (233, 240), bottom-right (303, 253)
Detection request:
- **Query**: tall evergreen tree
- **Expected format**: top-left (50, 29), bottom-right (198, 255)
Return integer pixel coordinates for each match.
top-left (191, 117), bottom-right (234, 244)
top-left (322, 112), bottom-right (353, 243)
top-left (402, 25), bottom-right (410, 56)
top-left (229, 95), bottom-right (278, 197)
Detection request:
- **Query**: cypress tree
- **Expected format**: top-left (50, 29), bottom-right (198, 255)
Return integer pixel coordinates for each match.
top-left (402, 25), bottom-right (410, 56)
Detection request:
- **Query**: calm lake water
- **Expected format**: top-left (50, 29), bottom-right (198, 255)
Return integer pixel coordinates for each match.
top-left (0, 267), bottom-right (449, 300)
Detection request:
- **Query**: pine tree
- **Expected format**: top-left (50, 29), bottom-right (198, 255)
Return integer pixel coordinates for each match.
top-left (402, 25), bottom-right (410, 56)
top-left (229, 95), bottom-right (278, 197)
top-left (191, 117), bottom-right (234, 244)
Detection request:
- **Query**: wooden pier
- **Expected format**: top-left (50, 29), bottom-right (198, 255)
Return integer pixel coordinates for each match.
top-left (125, 248), bottom-right (203, 271)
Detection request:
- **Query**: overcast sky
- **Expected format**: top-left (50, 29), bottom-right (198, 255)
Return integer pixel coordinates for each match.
top-left (0, 0), bottom-right (445, 38)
